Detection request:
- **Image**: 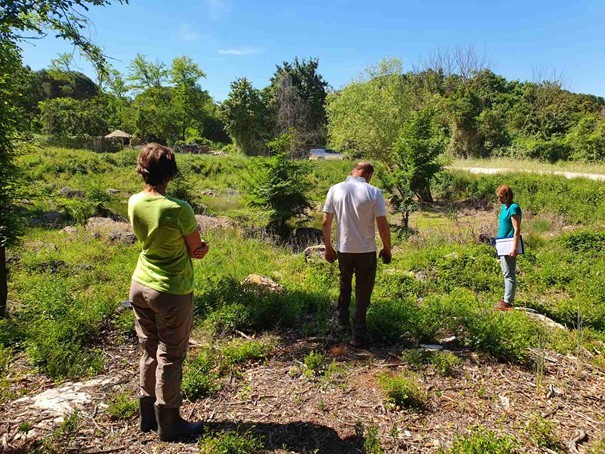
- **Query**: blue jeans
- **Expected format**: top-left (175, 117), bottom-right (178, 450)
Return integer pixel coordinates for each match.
top-left (499, 255), bottom-right (517, 303)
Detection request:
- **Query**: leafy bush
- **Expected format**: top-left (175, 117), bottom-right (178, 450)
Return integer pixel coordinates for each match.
top-left (198, 430), bottom-right (264, 454)
top-left (561, 230), bottom-right (605, 254)
top-left (465, 310), bottom-right (544, 364)
top-left (430, 351), bottom-right (462, 376)
top-left (221, 339), bottom-right (272, 366)
top-left (303, 351), bottom-right (325, 377)
top-left (379, 372), bottom-right (427, 409)
top-left (106, 391), bottom-right (138, 420)
top-left (363, 424), bottom-right (384, 454)
top-left (448, 426), bottom-right (518, 453)
top-left (182, 348), bottom-right (220, 401)
top-left (521, 414), bottom-right (562, 450)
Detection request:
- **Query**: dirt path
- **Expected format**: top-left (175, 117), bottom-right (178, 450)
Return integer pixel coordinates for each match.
top-left (451, 166), bottom-right (605, 182)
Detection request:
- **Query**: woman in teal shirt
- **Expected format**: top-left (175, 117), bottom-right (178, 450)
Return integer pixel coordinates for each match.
top-left (128, 143), bottom-right (209, 441)
top-left (494, 185), bottom-right (522, 311)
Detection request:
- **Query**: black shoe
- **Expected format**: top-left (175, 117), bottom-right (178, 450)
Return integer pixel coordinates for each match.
top-left (139, 396), bottom-right (157, 433)
top-left (154, 404), bottom-right (203, 442)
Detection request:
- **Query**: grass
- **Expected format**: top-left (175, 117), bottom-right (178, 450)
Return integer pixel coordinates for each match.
top-left (451, 157), bottom-right (605, 175)
top-left (3, 146), bottom-right (605, 388)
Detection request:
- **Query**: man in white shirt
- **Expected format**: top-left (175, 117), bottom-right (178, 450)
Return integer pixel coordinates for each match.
top-left (322, 162), bottom-right (391, 347)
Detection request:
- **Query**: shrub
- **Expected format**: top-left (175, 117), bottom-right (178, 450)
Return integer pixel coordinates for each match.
top-left (198, 430), bottom-right (264, 454)
top-left (465, 310), bottom-right (544, 364)
top-left (431, 351), bottom-right (462, 376)
top-left (182, 348), bottom-right (220, 401)
top-left (561, 230), bottom-right (605, 254)
top-left (221, 339), bottom-right (272, 366)
top-left (379, 372), bottom-right (427, 409)
top-left (304, 351), bottom-right (325, 377)
top-left (106, 391), bottom-right (138, 420)
top-left (248, 144), bottom-right (312, 238)
top-left (521, 414), bottom-right (562, 450)
top-left (448, 426), bottom-right (518, 453)
top-left (363, 425), bottom-right (384, 454)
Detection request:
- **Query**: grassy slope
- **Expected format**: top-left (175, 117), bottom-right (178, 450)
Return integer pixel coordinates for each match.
top-left (1, 147), bottom-right (604, 452)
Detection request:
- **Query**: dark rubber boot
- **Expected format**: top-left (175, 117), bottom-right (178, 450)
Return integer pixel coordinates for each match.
top-left (350, 326), bottom-right (371, 348)
top-left (154, 404), bottom-right (203, 441)
top-left (139, 396), bottom-right (157, 433)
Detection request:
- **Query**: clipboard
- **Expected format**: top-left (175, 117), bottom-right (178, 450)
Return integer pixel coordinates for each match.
top-left (494, 236), bottom-right (524, 256)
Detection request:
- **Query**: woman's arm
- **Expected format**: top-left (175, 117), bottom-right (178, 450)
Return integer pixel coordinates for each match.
top-left (509, 214), bottom-right (521, 257)
top-left (184, 230), bottom-right (209, 259)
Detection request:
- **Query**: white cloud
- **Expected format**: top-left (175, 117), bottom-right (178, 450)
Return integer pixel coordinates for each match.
top-left (218, 47), bottom-right (261, 56)
top-left (206, 0), bottom-right (232, 21)
top-left (177, 23), bottom-right (200, 42)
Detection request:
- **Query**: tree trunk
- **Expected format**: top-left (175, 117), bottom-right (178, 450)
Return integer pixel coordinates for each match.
top-left (0, 245), bottom-right (7, 318)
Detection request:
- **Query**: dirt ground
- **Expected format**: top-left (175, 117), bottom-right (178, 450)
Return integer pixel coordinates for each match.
top-left (1, 327), bottom-right (604, 454)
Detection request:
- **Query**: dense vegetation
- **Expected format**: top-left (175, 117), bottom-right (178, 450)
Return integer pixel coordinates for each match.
top-left (2, 148), bottom-right (603, 379)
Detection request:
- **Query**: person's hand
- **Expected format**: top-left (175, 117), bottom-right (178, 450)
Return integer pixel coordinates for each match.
top-left (509, 249), bottom-right (518, 258)
top-left (194, 241), bottom-right (209, 259)
top-left (379, 248), bottom-right (392, 264)
top-left (324, 245), bottom-right (337, 263)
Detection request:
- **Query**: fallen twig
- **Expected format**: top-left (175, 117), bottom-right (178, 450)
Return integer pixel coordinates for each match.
top-left (567, 429), bottom-right (588, 454)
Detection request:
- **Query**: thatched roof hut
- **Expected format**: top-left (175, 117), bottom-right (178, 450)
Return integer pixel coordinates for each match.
top-left (104, 130), bottom-right (132, 146)
top-left (105, 130), bottom-right (132, 139)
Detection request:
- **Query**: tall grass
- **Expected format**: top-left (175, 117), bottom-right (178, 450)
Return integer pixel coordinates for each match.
top-left (2, 146), bottom-right (604, 385)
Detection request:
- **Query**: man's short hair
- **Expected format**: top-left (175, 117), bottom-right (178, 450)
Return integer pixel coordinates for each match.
top-left (354, 161), bottom-right (374, 176)
top-left (136, 142), bottom-right (178, 186)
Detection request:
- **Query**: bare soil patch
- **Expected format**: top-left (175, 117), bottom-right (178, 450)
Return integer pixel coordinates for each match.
top-left (1, 328), bottom-right (603, 453)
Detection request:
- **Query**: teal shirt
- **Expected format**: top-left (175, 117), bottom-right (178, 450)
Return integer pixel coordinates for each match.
top-left (498, 202), bottom-right (522, 238)
top-left (128, 192), bottom-right (198, 295)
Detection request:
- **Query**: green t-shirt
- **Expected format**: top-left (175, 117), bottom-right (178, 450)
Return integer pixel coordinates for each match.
top-left (498, 202), bottom-right (522, 238)
top-left (128, 192), bottom-right (198, 295)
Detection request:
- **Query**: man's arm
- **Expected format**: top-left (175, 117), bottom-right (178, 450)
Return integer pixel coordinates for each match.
top-left (376, 216), bottom-right (392, 263)
top-left (322, 212), bottom-right (337, 263)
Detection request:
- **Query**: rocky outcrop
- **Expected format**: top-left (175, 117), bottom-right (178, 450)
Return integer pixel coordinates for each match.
top-left (85, 217), bottom-right (135, 244)
top-left (195, 215), bottom-right (235, 233)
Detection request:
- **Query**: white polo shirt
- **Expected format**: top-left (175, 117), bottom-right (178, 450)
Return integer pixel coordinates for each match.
top-left (323, 176), bottom-right (387, 253)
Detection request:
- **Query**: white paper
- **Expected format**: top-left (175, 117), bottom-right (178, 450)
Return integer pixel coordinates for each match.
top-left (494, 237), bottom-right (524, 256)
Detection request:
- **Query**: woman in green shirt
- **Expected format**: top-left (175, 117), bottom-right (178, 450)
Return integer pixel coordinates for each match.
top-left (494, 185), bottom-right (522, 311)
top-left (128, 143), bottom-right (209, 441)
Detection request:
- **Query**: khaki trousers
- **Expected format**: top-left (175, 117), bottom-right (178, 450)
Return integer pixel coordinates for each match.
top-left (130, 281), bottom-right (193, 408)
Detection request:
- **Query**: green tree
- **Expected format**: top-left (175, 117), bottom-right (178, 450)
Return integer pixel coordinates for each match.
top-left (0, 0), bottom-right (127, 318)
top-left (565, 114), bottom-right (605, 162)
top-left (39, 97), bottom-right (108, 136)
top-left (249, 134), bottom-right (313, 238)
top-left (382, 108), bottom-right (445, 231)
top-left (221, 78), bottom-right (271, 155)
top-left (326, 58), bottom-right (412, 161)
top-left (169, 56), bottom-right (211, 142)
top-left (268, 57), bottom-right (329, 155)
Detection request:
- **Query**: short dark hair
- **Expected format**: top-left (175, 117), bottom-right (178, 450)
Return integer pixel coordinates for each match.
top-left (354, 161), bottom-right (374, 177)
top-left (136, 143), bottom-right (178, 186)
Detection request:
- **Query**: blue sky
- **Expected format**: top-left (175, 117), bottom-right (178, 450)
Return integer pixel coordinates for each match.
top-left (19, 0), bottom-right (605, 101)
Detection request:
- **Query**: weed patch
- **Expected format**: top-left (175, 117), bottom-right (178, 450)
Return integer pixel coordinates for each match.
top-left (379, 372), bottom-right (427, 410)
top-left (106, 391), bottom-right (138, 420)
top-left (198, 429), bottom-right (264, 454)
top-left (446, 425), bottom-right (518, 453)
